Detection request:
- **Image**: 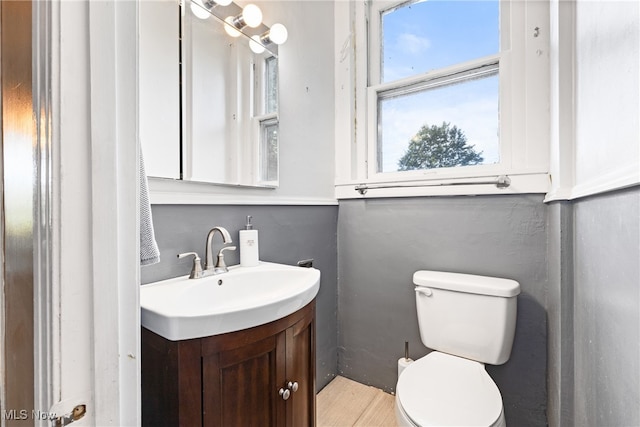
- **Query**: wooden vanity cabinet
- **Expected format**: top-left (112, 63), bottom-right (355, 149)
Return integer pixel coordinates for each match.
top-left (142, 300), bottom-right (316, 427)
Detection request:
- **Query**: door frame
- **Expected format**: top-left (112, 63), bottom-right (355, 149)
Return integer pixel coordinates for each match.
top-left (28, 1), bottom-right (141, 425)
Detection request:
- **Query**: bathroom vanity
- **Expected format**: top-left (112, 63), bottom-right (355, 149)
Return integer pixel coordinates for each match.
top-left (140, 261), bottom-right (320, 426)
top-left (141, 300), bottom-right (316, 426)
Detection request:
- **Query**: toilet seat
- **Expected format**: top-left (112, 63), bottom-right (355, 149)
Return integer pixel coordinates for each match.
top-left (396, 352), bottom-right (504, 427)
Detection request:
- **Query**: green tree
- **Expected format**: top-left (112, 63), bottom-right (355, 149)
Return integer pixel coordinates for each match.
top-left (397, 122), bottom-right (484, 171)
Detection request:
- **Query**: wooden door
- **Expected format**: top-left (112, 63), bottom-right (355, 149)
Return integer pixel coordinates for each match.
top-left (2, 2), bottom-right (36, 424)
top-left (202, 332), bottom-right (287, 427)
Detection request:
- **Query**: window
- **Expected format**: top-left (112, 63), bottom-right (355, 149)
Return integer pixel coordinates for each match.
top-left (379, 1), bottom-right (499, 81)
top-left (334, 0), bottom-right (550, 198)
top-left (378, 70), bottom-right (500, 173)
top-left (371, 0), bottom-right (500, 175)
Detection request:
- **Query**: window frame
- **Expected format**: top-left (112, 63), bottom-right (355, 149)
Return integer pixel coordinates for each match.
top-left (334, 0), bottom-right (550, 199)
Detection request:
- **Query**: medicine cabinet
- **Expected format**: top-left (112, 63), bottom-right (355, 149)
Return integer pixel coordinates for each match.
top-left (140, 0), bottom-right (282, 188)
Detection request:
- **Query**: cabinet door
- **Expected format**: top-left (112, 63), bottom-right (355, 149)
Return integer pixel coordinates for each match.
top-left (202, 333), bottom-right (287, 427)
top-left (286, 312), bottom-right (316, 427)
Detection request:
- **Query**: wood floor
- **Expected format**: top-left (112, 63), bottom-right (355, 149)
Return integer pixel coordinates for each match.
top-left (317, 376), bottom-right (398, 427)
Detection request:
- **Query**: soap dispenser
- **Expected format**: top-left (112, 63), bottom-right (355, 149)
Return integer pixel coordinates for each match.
top-left (239, 215), bottom-right (259, 267)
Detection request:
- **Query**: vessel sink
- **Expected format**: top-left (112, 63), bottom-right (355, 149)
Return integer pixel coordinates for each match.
top-left (140, 262), bottom-right (320, 341)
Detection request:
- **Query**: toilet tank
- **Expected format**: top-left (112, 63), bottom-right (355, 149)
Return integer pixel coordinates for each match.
top-left (413, 270), bottom-right (520, 365)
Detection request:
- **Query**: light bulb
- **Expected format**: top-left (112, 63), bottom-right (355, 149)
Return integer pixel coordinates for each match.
top-left (242, 4), bottom-right (262, 28)
top-left (224, 16), bottom-right (242, 37)
top-left (249, 35), bottom-right (266, 54)
top-left (190, 0), bottom-right (210, 20)
top-left (269, 23), bottom-right (288, 45)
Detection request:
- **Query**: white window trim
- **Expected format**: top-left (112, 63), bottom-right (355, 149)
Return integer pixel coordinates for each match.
top-left (334, 0), bottom-right (550, 199)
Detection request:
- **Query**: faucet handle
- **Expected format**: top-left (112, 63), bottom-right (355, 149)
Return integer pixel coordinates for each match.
top-left (215, 246), bottom-right (237, 271)
top-left (177, 252), bottom-right (203, 279)
top-left (219, 245), bottom-right (237, 254)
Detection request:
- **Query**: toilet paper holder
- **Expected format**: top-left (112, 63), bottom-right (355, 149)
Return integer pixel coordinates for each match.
top-left (398, 341), bottom-right (414, 380)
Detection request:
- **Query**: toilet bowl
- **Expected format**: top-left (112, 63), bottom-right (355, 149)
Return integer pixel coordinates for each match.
top-left (395, 352), bottom-right (506, 427)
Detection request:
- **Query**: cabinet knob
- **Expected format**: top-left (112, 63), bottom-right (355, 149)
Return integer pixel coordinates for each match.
top-left (278, 387), bottom-right (290, 400)
top-left (287, 381), bottom-right (299, 392)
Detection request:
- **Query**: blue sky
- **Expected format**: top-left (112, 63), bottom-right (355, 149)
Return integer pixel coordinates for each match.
top-left (379, 0), bottom-right (500, 172)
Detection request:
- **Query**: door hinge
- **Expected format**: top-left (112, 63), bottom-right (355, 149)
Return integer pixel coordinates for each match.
top-left (50, 404), bottom-right (86, 427)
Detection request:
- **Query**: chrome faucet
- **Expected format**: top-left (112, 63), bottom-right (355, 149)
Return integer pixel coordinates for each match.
top-left (204, 227), bottom-right (236, 275)
top-left (177, 226), bottom-right (237, 279)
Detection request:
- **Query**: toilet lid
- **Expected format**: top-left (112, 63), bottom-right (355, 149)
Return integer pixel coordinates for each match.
top-left (397, 352), bottom-right (503, 427)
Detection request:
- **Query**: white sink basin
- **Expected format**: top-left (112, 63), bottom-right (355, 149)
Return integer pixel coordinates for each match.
top-left (140, 262), bottom-right (321, 341)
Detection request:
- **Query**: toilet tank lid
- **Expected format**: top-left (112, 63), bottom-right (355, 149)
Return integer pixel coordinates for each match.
top-left (413, 270), bottom-right (520, 297)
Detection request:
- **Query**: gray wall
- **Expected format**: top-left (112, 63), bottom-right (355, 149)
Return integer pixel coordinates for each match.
top-left (572, 187), bottom-right (640, 426)
top-left (546, 201), bottom-right (575, 427)
top-left (141, 204), bottom-right (339, 389)
top-left (547, 186), bottom-right (640, 427)
top-left (337, 195), bottom-right (548, 426)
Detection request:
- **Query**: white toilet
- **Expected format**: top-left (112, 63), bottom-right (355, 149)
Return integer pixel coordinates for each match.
top-left (395, 270), bottom-right (520, 427)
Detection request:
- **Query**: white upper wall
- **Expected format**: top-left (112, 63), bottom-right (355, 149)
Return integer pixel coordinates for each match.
top-left (267, 0), bottom-right (336, 202)
top-left (548, 0), bottom-right (639, 201)
top-left (574, 0), bottom-right (639, 196)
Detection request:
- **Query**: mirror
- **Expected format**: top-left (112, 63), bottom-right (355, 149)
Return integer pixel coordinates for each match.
top-left (181, 0), bottom-right (283, 187)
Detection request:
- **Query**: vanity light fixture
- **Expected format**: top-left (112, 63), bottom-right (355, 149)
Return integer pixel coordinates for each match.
top-left (223, 16), bottom-right (243, 37)
top-left (261, 23), bottom-right (288, 45)
top-left (249, 23), bottom-right (288, 54)
top-left (190, 0), bottom-right (232, 20)
top-left (249, 35), bottom-right (266, 54)
top-left (224, 3), bottom-right (263, 37)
